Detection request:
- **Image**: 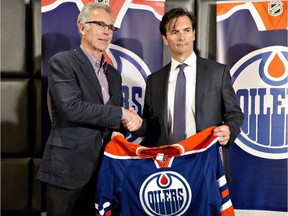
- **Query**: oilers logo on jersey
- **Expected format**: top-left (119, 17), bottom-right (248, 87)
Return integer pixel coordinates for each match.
top-left (139, 171), bottom-right (192, 215)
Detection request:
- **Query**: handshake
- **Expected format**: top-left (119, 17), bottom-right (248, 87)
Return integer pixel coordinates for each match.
top-left (122, 107), bottom-right (143, 132)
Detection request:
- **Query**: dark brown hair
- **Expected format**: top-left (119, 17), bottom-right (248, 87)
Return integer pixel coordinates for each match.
top-left (160, 8), bottom-right (196, 37)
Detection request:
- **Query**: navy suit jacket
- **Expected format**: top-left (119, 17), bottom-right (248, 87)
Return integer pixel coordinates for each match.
top-left (37, 47), bottom-right (125, 189)
top-left (134, 56), bottom-right (244, 182)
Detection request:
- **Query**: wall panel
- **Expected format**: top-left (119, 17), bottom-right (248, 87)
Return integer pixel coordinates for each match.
top-left (1, 79), bottom-right (32, 156)
top-left (1, 0), bottom-right (29, 76)
top-left (1, 0), bottom-right (42, 215)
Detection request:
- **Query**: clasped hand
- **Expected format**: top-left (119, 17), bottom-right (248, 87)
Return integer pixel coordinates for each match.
top-left (122, 107), bottom-right (142, 132)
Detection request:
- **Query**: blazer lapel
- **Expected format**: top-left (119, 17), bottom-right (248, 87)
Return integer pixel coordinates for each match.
top-left (105, 65), bottom-right (117, 103)
top-left (195, 57), bottom-right (208, 116)
top-left (159, 63), bottom-right (171, 137)
top-left (74, 48), bottom-right (104, 103)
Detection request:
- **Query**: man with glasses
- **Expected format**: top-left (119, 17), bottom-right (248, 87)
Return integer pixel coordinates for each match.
top-left (37, 2), bottom-right (142, 216)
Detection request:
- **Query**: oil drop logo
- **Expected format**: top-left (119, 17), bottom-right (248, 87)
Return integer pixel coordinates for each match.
top-left (139, 171), bottom-right (191, 216)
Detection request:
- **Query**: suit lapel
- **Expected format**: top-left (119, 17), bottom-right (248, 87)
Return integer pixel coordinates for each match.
top-left (195, 57), bottom-right (208, 114)
top-left (159, 63), bottom-right (171, 136)
top-left (105, 65), bottom-right (117, 103)
top-left (74, 48), bottom-right (104, 103)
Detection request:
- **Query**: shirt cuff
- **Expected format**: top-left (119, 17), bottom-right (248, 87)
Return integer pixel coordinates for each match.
top-left (121, 107), bottom-right (126, 120)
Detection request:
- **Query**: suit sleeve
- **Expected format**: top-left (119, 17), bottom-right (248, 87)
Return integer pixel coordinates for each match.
top-left (131, 76), bottom-right (161, 144)
top-left (221, 65), bottom-right (244, 146)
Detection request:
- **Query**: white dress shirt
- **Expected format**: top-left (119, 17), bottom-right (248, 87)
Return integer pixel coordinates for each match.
top-left (168, 52), bottom-right (197, 142)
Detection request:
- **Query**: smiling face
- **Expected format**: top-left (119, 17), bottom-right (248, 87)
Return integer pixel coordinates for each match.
top-left (78, 8), bottom-right (115, 60)
top-left (162, 15), bottom-right (195, 63)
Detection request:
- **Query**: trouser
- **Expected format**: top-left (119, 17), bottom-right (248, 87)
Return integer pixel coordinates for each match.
top-left (45, 172), bottom-right (97, 216)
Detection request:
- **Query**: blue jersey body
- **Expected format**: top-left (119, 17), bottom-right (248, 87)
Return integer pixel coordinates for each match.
top-left (95, 127), bottom-right (235, 216)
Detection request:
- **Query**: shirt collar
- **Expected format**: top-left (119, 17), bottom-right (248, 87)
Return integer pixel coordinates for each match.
top-left (171, 52), bottom-right (196, 71)
top-left (80, 45), bottom-right (107, 72)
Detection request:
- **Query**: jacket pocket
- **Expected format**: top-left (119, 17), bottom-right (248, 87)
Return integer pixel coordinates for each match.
top-left (48, 136), bottom-right (77, 149)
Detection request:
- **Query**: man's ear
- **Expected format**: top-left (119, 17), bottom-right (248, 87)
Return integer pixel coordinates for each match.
top-left (78, 23), bottom-right (86, 35)
top-left (162, 35), bottom-right (168, 46)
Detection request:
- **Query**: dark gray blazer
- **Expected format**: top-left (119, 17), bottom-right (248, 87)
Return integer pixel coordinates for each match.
top-left (37, 47), bottom-right (125, 189)
top-left (134, 56), bottom-right (244, 182)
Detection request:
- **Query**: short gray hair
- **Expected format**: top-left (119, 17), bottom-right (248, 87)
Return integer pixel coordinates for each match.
top-left (77, 2), bottom-right (113, 25)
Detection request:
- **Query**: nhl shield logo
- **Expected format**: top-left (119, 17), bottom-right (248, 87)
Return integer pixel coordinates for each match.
top-left (268, 0), bottom-right (283, 17)
top-left (139, 171), bottom-right (192, 216)
top-left (231, 46), bottom-right (288, 159)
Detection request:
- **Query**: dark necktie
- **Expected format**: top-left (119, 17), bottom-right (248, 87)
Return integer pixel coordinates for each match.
top-left (173, 64), bottom-right (187, 143)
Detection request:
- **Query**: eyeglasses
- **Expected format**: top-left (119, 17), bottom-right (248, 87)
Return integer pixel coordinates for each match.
top-left (85, 21), bottom-right (118, 32)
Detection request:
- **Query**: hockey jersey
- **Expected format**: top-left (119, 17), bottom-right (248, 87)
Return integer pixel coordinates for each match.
top-left (95, 126), bottom-right (235, 216)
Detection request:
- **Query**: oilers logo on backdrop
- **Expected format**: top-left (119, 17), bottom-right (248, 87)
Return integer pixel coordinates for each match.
top-left (231, 46), bottom-right (288, 159)
top-left (106, 44), bottom-right (150, 115)
top-left (105, 43), bottom-right (150, 141)
top-left (139, 171), bottom-right (192, 216)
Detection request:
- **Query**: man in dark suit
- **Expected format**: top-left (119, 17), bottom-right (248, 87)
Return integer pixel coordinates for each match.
top-left (37, 2), bottom-right (142, 216)
top-left (130, 8), bottom-right (244, 183)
